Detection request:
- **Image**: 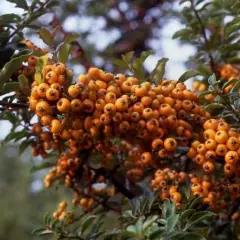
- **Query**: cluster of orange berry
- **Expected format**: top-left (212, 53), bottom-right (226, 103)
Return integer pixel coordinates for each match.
top-left (28, 62), bottom-right (211, 182)
top-left (52, 201), bottom-right (73, 223)
top-left (151, 168), bottom-right (188, 204)
top-left (188, 119), bottom-right (240, 177)
top-left (189, 175), bottom-right (240, 212)
top-left (193, 64), bottom-right (240, 99)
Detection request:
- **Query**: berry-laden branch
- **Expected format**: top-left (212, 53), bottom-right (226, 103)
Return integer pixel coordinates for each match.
top-left (190, 0), bottom-right (216, 74)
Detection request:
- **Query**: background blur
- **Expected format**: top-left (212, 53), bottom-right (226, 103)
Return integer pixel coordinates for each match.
top-left (0, 0), bottom-right (195, 239)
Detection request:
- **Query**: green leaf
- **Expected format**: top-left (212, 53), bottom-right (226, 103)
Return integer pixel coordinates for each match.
top-left (8, 0), bottom-right (28, 10)
top-left (151, 58), bottom-right (169, 85)
top-left (204, 103), bottom-right (225, 114)
top-left (81, 215), bottom-right (97, 233)
top-left (166, 214), bottom-right (179, 232)
top-left (228, 57), bottom-right (240, 64)
top-left (222, 79), bottom-right (238, 90)
top-left (226, 24), bottom-right (240, 37)
top-left (0, 112), bottom-right (18, 124)
top-left (19, 139), bottom-right (33, 154)
top-left (184, 211), bottom-right (215, 230)
top-left (58, 43), bottom-right (72, 63)
top-left (122, 51), bottom-right (134, 64)
top-left (64, 34), bottom-right (80, 44)
top-left (162, 199), bottom-right (175, 218)
top-left (4, 130), bottom-right (29, 143)
top-left (0, 53), bottom-right (31, 88)
top-left (18, 74), bottom-right (30, 96)
top-left (45, 0), bottom-right (59, 8)
top-left (87, 152), bottom-right (102, 169)
top-left (230, 81), bottom-right (240, 93)
top-left (38, 230), bottom-right (53, 236)
top-left (125, 225), bottom-right (137, 234)
top-left (31, 228), bottom-right (46, 235)
top-left (178, 70), bottom-right (200, 82)
top-left (148, 227), bottom-right (165, 239)
top-left (30, 162), bottom-right (56, 173)
top-left (0, 14), bottom-right (21, 25)
top-left (38, 28), bottom-right (53, 46)
top-left (197, 63), bottom-right (212, 76)
top-left (113, 59), bottom-right (128, 68)
top-left (180, 209), bottom-right (196, 224)
top-left (197, 90), bottom-right (214, 98)
top-left (180, 0), bottom-right (189, 5)
top-left (34, 55), bottom-right (48, 84)
top-left (178, 233), bottom-right (206, 240)
top-left (167, 232), bottom-right (206, 240)
top-left (187, 197), bottom-right (202, 210)
top-left (2, 82), bottom-right (20, 93)
top-left (140, 50), bottom-right (154, 62)
top-left (143, 215), bottom-right (158, 231)
top-left (135, 217), bottom-right (144, 234)
top-left (172, 28), bottom-right (192, 39)
top-left (208, 74), bottom-right (217, 85)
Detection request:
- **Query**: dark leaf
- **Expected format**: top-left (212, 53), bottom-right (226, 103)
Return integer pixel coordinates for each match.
top-left (2, 82), bottom-right (20, 93)
top-left (180, 209), bottom-right (196, 224)
top-left (151, 58), bottom-right (169, 85)
top-left (204, 103), bottom-right (225, 114)
top-left (187, 197), bottom-right (202, 209)
top-left (172, 28), bottom-right (192, 39)
top-left (184, 211), bottom-right (215, 230)
top-left (0, 14), bottom-right (21, 25)
top-left (81, 215), bottom-right (97, 234)
top-left (30, 162), bottom-right (56, 173)
top-left (0, 53), bottom-right (31, 88)
top-left (8, 0), bottom-right (28, 10)
top-left (19, 139), bottom-right (33, 154)
top-left (178, 70), bottom-right (200, 82)
top-left (0, 111), bottom-right (18, 124)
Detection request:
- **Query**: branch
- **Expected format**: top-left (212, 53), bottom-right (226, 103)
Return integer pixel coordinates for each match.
top-left (7, 0), bottom-right (51, 44)
top-left (0, 100), bottom-right (28, 109)
top-left (190, 0), bottom-right (216, 73)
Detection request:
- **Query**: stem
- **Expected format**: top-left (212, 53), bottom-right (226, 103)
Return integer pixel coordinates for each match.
top-left (190, 0), bottom-right (216, 74)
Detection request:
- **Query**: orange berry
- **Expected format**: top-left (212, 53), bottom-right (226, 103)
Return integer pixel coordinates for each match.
top-left (215, 130), bottom-right (228, 143)
top-left (164, 138), bottom-right (177, 151)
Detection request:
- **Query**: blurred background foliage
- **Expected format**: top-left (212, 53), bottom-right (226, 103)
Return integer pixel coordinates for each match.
top-left (0, 144), bottom-right (72, 239)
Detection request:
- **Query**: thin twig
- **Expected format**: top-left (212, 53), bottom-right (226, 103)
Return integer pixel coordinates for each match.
top-left (190, 0), bottom-right (216, 74)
